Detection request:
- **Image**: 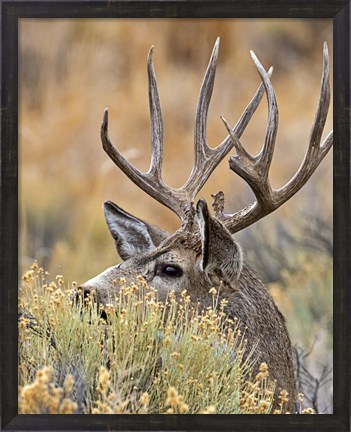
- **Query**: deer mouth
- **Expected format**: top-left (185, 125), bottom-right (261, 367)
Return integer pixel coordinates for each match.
top-left (74, 287), bottom-right (109, 321)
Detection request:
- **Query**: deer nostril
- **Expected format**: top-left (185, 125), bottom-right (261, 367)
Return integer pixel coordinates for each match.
top-left (76, 285), bottom-right (107, 321)
top-left (82, 286), bottom-right (92, 299)
top-left (74, 285), bottom-right (95, 304)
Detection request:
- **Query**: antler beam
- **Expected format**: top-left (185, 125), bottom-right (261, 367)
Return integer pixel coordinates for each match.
top-left (101, 39), bottom-right (331, 232)
top-left (101, 38), bottom-right (271, 225)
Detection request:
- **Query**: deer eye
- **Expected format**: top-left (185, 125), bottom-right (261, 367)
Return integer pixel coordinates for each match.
top-left (158, 264), bottom-right (183, 278)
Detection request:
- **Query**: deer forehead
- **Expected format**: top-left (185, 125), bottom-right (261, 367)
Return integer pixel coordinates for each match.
top-left (128, 247), bottom-right (200, 271)
top-left (81, 265), bottom-right (123, 292)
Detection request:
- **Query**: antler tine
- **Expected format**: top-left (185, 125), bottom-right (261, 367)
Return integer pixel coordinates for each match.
top-left (194, 37), bottom-right (220, 162)
top-left (274, 41), bottom-right (331, 202)
top-left (231, 65), bottom-right (274, 138)
top-left (101, 108), bottom-right (188, 222)
top-left (310, 42), bottom-right (331, 150)
top-left (147, 46), bottom-right (163, 180)
top-left (182, 38), bottom-right (219, 199)
top-left (101, 108), bottom-right (147, 192)
top-left (213, 43), bottom-right (332, 234)
top-left (250, 50), bottom-right (278, 176)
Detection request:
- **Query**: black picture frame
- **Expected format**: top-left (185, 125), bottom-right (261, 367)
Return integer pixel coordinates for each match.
top-left (1, 1), bottom-right (350, 431)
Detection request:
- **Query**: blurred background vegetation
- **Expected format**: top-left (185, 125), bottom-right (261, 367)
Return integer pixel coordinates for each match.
top-left (19, 19), bottom-right (332, 412)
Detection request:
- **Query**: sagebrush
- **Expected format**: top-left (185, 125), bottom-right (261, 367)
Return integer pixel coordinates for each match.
top-left (19, 263), bottom-right (298, 414)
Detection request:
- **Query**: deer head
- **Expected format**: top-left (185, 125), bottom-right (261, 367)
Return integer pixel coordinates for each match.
top-left (80, 38), bottom-right (332, 408)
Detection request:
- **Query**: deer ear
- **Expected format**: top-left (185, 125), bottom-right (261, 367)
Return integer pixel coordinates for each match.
top-left (196, 199), bottom-right (243, 284)
top-left (103, 201), bottom-right (170, 260)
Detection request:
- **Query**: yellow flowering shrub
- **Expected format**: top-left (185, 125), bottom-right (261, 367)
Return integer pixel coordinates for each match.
top-left (18, 263), bottom-right (315, 414)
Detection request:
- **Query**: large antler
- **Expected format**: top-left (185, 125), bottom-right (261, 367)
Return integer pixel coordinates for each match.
top-left (213, 42), bottom-right (332, 234)
top-left (101, 38), bottom-right (272, 225)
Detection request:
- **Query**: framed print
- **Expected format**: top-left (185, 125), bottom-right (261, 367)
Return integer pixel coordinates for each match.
top-left (1, 1), bottom-right (350, 431)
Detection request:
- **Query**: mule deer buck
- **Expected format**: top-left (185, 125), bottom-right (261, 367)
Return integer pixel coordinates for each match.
top-left (81, 38), bottom-right (332, 412)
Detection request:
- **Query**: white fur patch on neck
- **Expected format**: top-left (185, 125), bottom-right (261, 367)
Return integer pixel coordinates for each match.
top-left (197, 211), bottom-right (206, 272)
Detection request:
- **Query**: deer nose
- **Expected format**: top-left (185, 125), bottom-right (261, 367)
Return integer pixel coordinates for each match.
top-left (75, 285), bottom-right (108, 321)
top-left (75, 284), bottom-right (96, 304)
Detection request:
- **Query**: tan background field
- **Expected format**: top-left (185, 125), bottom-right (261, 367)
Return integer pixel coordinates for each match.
top-left (19, 19), bottom-right (333, 412)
